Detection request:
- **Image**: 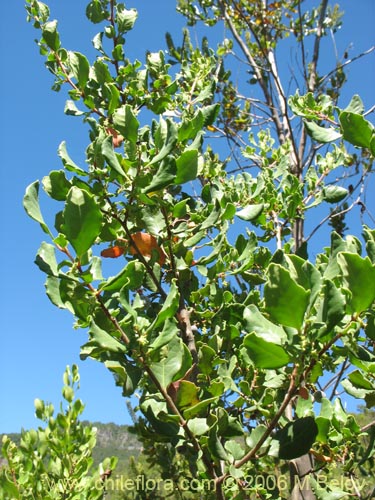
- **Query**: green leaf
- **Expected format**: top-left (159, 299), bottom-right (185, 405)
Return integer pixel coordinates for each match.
top-left (68, 51), bottom-right (90, 87)
top-left (275, 417), bottom-right (318, 460)
top-left (92, 59), bottom-right (112, 84)
top-left (62, 186), bottom-right (103, 256)
top-left (348, 370), bottom-right (374, 390)
top-left (101, 135), bottom-right (125, 176)
top-left (337, 252), bottom-right (375, 313)
top-left (366, 315), bottom-right (375, 341)
top-left (45, 276), bottom-right (67, 309)
top-left (175, 381), bottom-right (200, 410)
top-left (178, 111), bottom-right (204, 142)
top-left (208, 426), bottom-right (229, 461)
top-left (315, 416), bottom-right (330, 444)
top-left (42, 20), bottom-right (60, 50)
top-left (150, 337), bottom-right (186, 389)
top-left (318, 280), bottom-right (346, 331)
top-left (198, 345), bottom-right (217, 375)
top-left (35, 242), bottom-right (58, 276)
top-left (341, 378), bottom-right (372, 400)
top-left (99, 260), bottom-right (145, 292)
top-left (112, 105), bottom-right (139, 144)
top-left (152, 280), bottom-right (179, 329)
top-left (86, 0), bottom-right (109, 23)
top-left (264, 264), bottom-right (310, 329)
top-left (187, 418), bottom-right (209, 436)
top-left (62, 385), bottom-right (74, 403)
top-left (236, 204), bottom-right (264, 221)
top-left (304, 120), bottom-right (342, 143)
top-left (58, 141), bottom-right (85, 174)
top-left (246, 424), bottom-right (268, 449)
top-left (80, 323), bottom-right (127, 360)
top-left (344, 94), bottom-right (364, 114)
top-left (222, 203), bottom-right (236, 220)
top-left (23, 181), bottom-right (52, 236)
top-left (141, 398), bottom-right (180, 437)
top-left (225, 441), bottom-right (245, 460)
top-left (143, 155), bottom-right (177, 193)
top-left (183, 397), bottom-right (218, 419)
top-left (175, 150), bottom-right (198, 184)
top-left (322, 185), bottom-right (348, 203)
top-left (310, 477), bottom-right (349, 500)
top-left (64, 100), bottom-right (84, 116)
top-left (370, 133), bottom-right (375, 157)
top-left (243, 333), bottom-right (290, 369)
top-left (201, 103), bottom-right (220, 126)
top-left (105, 360), bottom-right (142, 397)
top-left (42, 170), bottom-right (71, 201)
top-left (243, 305), bottom-right (287, 344)
top-left (116, 4), bottom-right (137, 32)
top-left (150, 318), bottom-right (179, 351)
top-left (283, 254), bottom-right (322, 307)
top-left (148, 119), bottom-right (178, 166)
top-left (92, 32), bottom-right (104, 53)
top-left (339, 111), bottom-right (374, 149)
top-left (363, 226), bottom-right (375, 263)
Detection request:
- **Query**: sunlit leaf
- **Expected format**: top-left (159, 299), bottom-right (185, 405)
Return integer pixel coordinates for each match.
top-left (112, 105), bottom-right (139, 144)
top-left (101, 135), bottom-right (125, 176)
top-left (339, 111), bottom-right (374, 149)
top-left (150, 337), bottom-right (186, 389)
top-left (23, 181), bottom-right (52, 236)
top-left (68, 51), bottom-right (90, 87)
top-left (42, 170), bottom-right (71, 201)
top-left (116, 4), bottom-right (137, 32)
top-left (243, 305), bottom-right (287, 344)
top-left (42, 20), bottom-right (60, 50)
top-left (304, 120), bottom-right (342, 143)
top-left (175, 149), bottom-right (198, 184)
top-left (80, 322), bottom-right (127, 360)
top-left (243, 333), bottom-right (290, 368)
top-left (35, 242), bottom-right (58, 276)
top-left (264, 264), bottom-right (310, 329)
top-left (322, 185), bottom-right (348, 203)
top-left (62, 186), bottom-right (103, 256)
top-left (236, 204), bottom-right (264, 221)
top-left (338, 252), bottom-right (375, 313)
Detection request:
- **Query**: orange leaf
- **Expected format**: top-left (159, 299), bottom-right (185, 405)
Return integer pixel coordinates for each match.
top-left (106, 127), bottom-right (124, 148)
top-left (129, 232), bottom-right (166, 266)
top-left (101, 245), bottom-right (125, 258)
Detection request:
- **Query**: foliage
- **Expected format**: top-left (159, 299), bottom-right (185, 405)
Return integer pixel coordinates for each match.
top-left (23, 1), bottom-right (375, 499)
top-left (0, 365), bottom-right (117, 500)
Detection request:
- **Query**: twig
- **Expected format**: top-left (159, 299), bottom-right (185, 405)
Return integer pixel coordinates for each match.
top-left (328, 357), bottom-right (350, 400)
top-left (320, 46), bottom-right (375, 85)
top-left (360, 420), bottom-right (375, 433)
top-left (229, 365), bottom-right (299, 470)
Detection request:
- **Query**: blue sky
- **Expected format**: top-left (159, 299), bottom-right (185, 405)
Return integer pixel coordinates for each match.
top-left (0, 1), bottom-right (374, 433)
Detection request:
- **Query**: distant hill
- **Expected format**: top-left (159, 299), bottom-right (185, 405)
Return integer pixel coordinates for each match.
top-left (0, 421), bottom-right (142, 468)
top-left (83, 421), bottom-right (142, 464)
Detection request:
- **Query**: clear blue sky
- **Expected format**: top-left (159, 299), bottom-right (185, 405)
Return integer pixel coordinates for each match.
top-left (0, 1), bottom-right (374, 433)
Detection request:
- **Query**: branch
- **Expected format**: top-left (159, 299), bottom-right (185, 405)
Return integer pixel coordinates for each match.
top-left (218, 0), bottom-right (284, 140)
top-left (308, 0), bottom-right (329, 92)
top-left (160, 207), bottom-right (199, 374)
top-left (328, 357), bottom-right (350, 400)
top-left (320, 45), bottom-right (375, 85)
top-left (271, 210), bottom-right (283, 249)
top-left (230, 365), bottom-right (298, 470)
top-left (360, 420), bottom-right (375, 433)
top-left (53, 51), bottom-right (106, 119)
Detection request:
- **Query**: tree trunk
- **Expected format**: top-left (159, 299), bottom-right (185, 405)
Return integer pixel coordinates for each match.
top-left (290, 454), bottom-right (315, 500)
top-left (290, 213), bottom-right (315, 500)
